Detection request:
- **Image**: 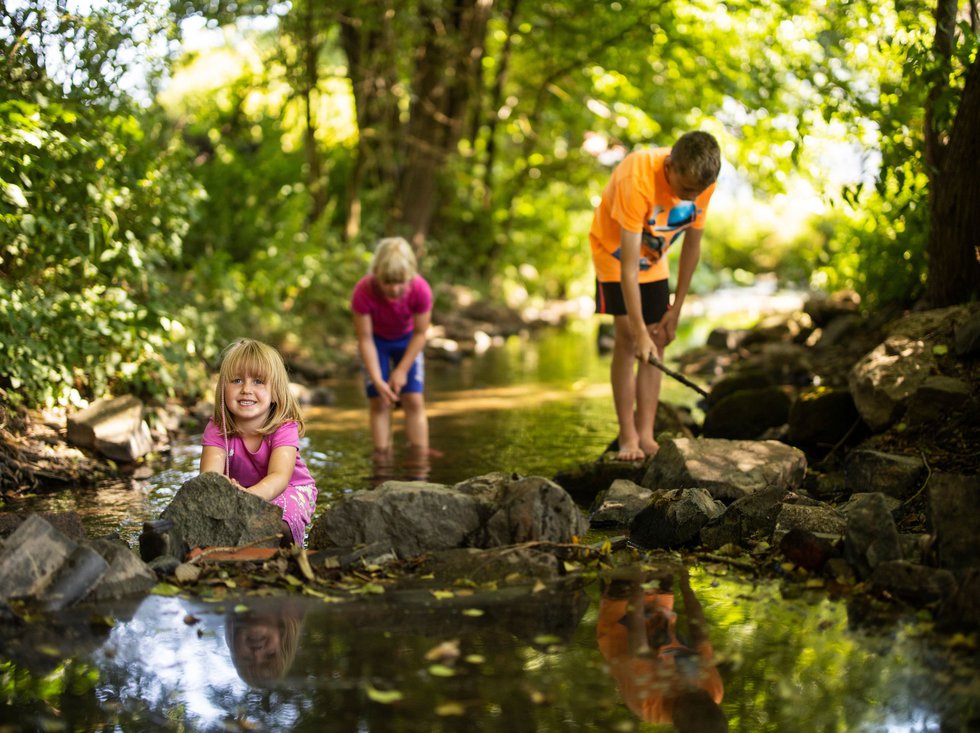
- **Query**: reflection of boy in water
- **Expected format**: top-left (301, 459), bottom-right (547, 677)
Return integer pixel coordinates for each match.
top-left (225, 603), bottom-right (305, 687)
top-left (597, 567), bottom-right (728, 732)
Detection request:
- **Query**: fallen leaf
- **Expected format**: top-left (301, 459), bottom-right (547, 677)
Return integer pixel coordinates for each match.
top-left (431, 590), bottom-right (456, 600)
top-left (462, 608), bottom-right (484, 617)
top-left (428, 664), bottom-right (456, 677)
top-left (425, 640), bottom-right (461, 662)
top-left (435, 702), bottom-right (465, 717)
top-left (175, 563), bottom-right (201, 584)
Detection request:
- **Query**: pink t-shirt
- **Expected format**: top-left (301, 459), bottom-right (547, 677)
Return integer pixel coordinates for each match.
top-left (202, 419), bottom-right (315, 489)
top-left (351, 274), bottom-right (433, 340)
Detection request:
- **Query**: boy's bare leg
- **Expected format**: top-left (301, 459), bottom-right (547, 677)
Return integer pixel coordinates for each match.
top-left (369, 396), bottom-right (393, 451)
top-left (400, 391), bottom-right (429, 450)
top-left (611, 315), bottom-right (644, 461)
top-left (635, 325), bottom-right (666, 456)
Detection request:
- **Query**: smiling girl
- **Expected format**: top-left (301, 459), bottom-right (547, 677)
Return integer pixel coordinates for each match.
top-left (199, 338), bottom-right (318, 546)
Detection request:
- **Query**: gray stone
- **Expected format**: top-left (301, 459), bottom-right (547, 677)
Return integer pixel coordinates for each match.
top-left (309, 482), bottom-right (483, 558)
top-left (0, 515), bottom-right (78, 600)
top-left (702, 386), bottom-right (792, 440)
top-left (843, 493), bottom-right (903, 580)
top-left (160, 472), bottom-right (286, 554)
top-left (788, 388), bottom-right (860, 447)
top-left (706, 370), bottom-right (776, 408)
top-left (83, 538), bottom-right (158, 601)
top-left (844, 450), bottom-right (927, 500)
top-left (848, 336), bottom-right (935, 432)
top-left (700, 485), bottom-right (787, 549)
top-left (66, 395), bottom-right (153, 462)
top-left (643, 438), bottom-right (807, 500)
top-left (954, 312), bottom-right (980, 356)
top-left (589, 479), bottom-right (654, 528)
top-left (472, 476), bottom-right (589, 547)
top-left (773, 503), bottom-right (847, 542)
top-left (929, 473), bottom-right (980, 573)
top-left (905, 376), bottom-right (973, 427)
top-left (629, 488), bottom-right (725, 549)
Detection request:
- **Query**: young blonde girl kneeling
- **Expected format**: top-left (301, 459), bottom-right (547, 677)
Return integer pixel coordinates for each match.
top-left (351, 237), bottom-right (433, 453)
top-left (199, 338), bottom-right (318, 547)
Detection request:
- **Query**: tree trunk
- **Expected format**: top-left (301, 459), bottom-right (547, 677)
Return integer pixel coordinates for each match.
top-left (301, 0), bottom-right (327, 224)
top-left (925, 52), bottom-right (980, 305)
top-left (391, 0), bottom-right (492, 252)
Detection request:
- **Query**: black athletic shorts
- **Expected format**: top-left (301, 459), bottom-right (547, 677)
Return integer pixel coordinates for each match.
top-left (595, 279), bottom-right (670, 325)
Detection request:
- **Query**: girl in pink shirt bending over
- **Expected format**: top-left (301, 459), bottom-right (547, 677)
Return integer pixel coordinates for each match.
top-left (199, 338), bottom-right (318, 547)
top-left (351, 237), bottom-right (433, 454)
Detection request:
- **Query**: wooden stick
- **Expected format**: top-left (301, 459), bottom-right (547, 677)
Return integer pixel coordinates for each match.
top-left (644, 354), bottom-right (710, 398)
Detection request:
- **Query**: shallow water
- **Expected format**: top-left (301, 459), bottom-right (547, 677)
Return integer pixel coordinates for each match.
top-left (3, 311), bottom-right (979, 732)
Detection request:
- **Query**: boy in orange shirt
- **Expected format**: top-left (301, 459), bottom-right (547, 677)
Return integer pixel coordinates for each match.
top-left (590, 131), bottom-right (721, 461)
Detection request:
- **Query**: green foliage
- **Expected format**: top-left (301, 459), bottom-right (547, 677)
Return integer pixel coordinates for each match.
top-left (0, 5), bottom-right (212, 409)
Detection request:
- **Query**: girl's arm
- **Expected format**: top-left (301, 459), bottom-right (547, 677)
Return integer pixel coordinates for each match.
top-left (200, 445), bottom-right (227, 474)
top-left (389, 310), bottom-right (431, 394)
top-left (354, 311), bottom-right (398, 404)
top-left (239, 445), bottom-right (296, 501)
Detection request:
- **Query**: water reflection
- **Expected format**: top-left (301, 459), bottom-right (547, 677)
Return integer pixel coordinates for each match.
top-left (598, 565), bottom-right (728, 732)
top-left (226, 601), bottom-right (307, 687)
top-left (369, 445), bottom-right (437, 484)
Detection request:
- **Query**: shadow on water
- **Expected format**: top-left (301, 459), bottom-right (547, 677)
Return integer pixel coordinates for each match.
top-left (3, 311), bottom-right (979, 731)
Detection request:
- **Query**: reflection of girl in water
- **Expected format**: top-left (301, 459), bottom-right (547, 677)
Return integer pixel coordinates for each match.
top-left (225, 602), bottom-right (305, 687)
top-left (597, 566), bottom-right (728, 733)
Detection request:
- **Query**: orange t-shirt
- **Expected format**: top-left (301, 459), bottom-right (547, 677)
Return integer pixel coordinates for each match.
top-left (589, 148), bottom-right (715, 283)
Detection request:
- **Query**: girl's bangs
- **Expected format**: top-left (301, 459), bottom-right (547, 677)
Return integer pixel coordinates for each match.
top-left (222, 345), bottom-right (273, 381)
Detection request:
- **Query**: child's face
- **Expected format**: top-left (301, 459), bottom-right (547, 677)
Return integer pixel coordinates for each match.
top-left (378, 277), bottom-right (409, 301)
top-left (665, 157), bottom-right (707, 201)
top-left (224, 373), bottom-right (272, 423)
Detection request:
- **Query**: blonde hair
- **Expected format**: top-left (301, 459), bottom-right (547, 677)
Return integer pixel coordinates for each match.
top-left (670, 131), bottom-right (722, 189)
top-left (370, 237), bottom-right (417, 284)
top-left (211, 338), bottom-right (304, 437)
top-left (226, 609), bottom-right (304, 687)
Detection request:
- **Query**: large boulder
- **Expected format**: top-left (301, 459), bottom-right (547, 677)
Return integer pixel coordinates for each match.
top-left (642, 438), bottom-right (807, 500)
top-left (309, 474), bottom-right (587, 559)
top-left (628, 488), bottom-right (725, 549)
top-left (702, 386), bottom-right (792, 440)
top-left (158, 472), bottom-right (286, 556)
top-left (848, 336), bottom-right (935, 432)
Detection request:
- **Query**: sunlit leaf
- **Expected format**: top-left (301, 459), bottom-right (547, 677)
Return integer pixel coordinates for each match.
top-left (435, 702), bottom-right (466, 716)
top-left (427, 664), bottom-right (456, 677)
top-left (431, 590), bottom-right (456, 600)
top-left (151, 583), bottom-right (182, 597)
top-left (364, 683), bottom-right (403, 704)
top-left (462, 608), bottom-right (484, 617)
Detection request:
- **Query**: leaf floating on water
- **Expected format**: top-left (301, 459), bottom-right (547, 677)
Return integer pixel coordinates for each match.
top-left (533, 634), bottom-right (562, 646)
top-left (532, 580), bottom-right (546, 593)
top-left (435, 702), bottom-right (465, 716)
top-left (284, 574), bottom-right (303, 587)
top-left (151, 582), bottom-right (182, 597)
top-left (352, 582), bottom-right (386, 595)
top-left (425, 639), bottom-right (461, 662)
top-left (462, 608), bottom-right (484, 617)
top-left (428, 664), bottom-right (456, 677)
top-left (933, 344), bottom-right (949, 356)
top-left (431, 590), bottom-right (455, 600)
top-left (234, 604), bottom-right (250, 613)
top-left (37, 645), bottom-right (60, 657)
top-left (464, 654), bottom-right (485, 665)
top-left (563, 561), bottom-right (579, 573)
top-left (364, 683), bottom-right (403, 704)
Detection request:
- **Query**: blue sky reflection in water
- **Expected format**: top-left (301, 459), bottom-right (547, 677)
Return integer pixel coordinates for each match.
top-left (2, 316), bottom-right (978, 731)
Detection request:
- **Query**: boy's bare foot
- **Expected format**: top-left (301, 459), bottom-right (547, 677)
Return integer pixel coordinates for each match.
top-left (616, 439), bottom-right (645, 462)
top-left (640, 438), bottom-right (660, 457)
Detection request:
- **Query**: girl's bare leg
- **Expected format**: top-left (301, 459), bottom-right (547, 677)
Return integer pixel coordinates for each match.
top-left (399, 391), bottom-right (429, 450)
top-left (369, 396), bottom-right (392, 451)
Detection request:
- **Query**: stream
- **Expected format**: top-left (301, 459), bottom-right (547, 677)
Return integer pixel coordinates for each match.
top-left (2, 296), bottom-right (978, 732)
